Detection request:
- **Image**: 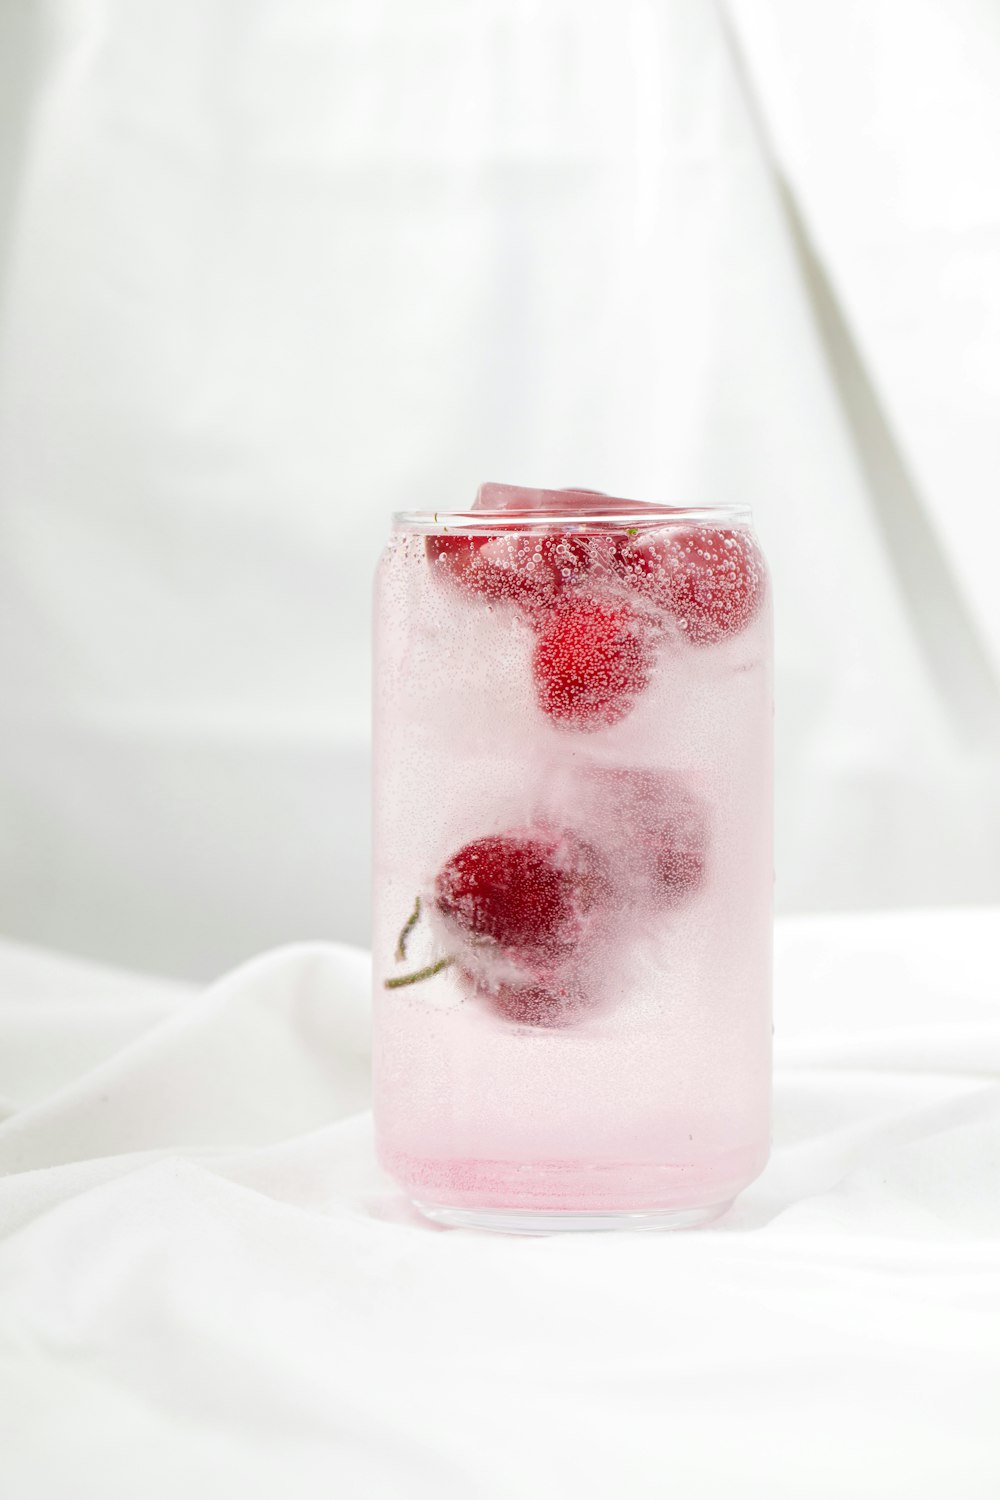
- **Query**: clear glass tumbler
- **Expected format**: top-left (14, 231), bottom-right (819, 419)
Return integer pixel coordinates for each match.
top-left (373, 484), bottom-right (772, 1232)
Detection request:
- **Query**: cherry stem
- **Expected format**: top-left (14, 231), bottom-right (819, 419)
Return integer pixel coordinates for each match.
top-left (395, 895), bottom-right (422, 962)
top-left (384, 956), bottom-right (455, 990)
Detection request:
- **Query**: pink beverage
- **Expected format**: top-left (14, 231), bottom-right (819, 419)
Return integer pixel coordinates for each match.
top-left (373, 484), bottom-right (772, 1231)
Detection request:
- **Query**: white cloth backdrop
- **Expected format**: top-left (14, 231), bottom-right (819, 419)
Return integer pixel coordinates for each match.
top-left (1, 910), bottom-right (999, 1498)
top-left (0, 0), bottom-right (999, 978)
top-left (2, 11), bottom-right (999, 1493)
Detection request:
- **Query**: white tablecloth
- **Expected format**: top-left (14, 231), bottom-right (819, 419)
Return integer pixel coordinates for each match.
top-left (1, 909), bottom-right (998, 1498)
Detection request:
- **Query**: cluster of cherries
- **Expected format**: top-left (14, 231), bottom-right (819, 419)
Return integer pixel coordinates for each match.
top-left (429, 764), bottom-right (708, 1026)
top-left (427, 522), bottom-right (764, 728)
top-left (387, 516), bottom-right (764, 1026)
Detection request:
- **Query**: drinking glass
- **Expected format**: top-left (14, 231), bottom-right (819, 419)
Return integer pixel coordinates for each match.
top-left (373, 485), bottom-right (772, 1232)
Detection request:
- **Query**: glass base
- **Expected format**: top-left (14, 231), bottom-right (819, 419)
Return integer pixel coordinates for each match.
top-left (412, 1199), bottom-right (733, 1235)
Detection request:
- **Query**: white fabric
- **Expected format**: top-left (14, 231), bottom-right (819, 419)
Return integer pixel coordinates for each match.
top-left (1, 910), bottom-right (998, 1498)
top-left (0, 2), bottom-right (999, 978)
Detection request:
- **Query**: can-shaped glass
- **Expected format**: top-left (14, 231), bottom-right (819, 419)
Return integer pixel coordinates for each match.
top-left (373, 488), bottom-right (772, 1232)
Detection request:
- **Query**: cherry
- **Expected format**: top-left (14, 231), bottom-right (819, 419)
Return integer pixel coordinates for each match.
top-left (532, 603), bottom-right (650, 730)
top-left (614, 527), bottom-right (764, 644)
top-left (651, 839), bottom-right (705, 904)
top-left (489, 979), bottom-right (586, 1028)
top-left (578, 766), bottom-right (707, 907)
top-left (434, 830), bottom-right (604, 967)
top-left (425, 533), bottom-right (590, 610)
top-left (535, 534), bottom-right (593, 590)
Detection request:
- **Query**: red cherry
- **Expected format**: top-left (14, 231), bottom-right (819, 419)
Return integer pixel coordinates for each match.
top-left (579, 766), bottom-right (707, 907)
top-left (532, 603), bottom-right (650, 730)
top-left (434, 831), bottom-right (604, 967)
top-left (426, 534), bottom-right (550, 606)
top-left (425, 533), bottom-right (591, 610)
top-left (650, 831), bottom-right (706, 905)
top-left (489, 979), bottom-right (587, 1028)
top-left (614, 527), bottom-right (764, 644)
top-left (536, 534), bottom-right (593, 592)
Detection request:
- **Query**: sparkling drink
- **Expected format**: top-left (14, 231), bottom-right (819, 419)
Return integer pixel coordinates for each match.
top-left (373, 484), bottom-right (772, 1231)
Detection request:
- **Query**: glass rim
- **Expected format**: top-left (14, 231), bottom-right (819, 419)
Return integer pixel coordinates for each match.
top-left (394, 504), bottom-right (753, 533)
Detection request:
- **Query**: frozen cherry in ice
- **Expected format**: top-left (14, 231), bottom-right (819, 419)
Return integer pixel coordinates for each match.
top-left (578, 766), bottom-right (708, 908)
top-left (640, 773), bottom-right (707, 905)
top-left (533, 534), bottom-right (593, 588)
top-left (426, 533), bottom-right (590, 611)
top-left (489, 979), bottom-right (586, 1029)
top-left (433, 830), bottom-right (606, 1029)
top-left (615, 526), bottom-right (764, 644)
top-left (649, 829), bottom-right (706, 905)
top-left (532, 603), bottom-right (650, 730)
top-left (426, 534), bottom-right (547, 606)
top-left (434, 830), bottom-right (603, 966)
